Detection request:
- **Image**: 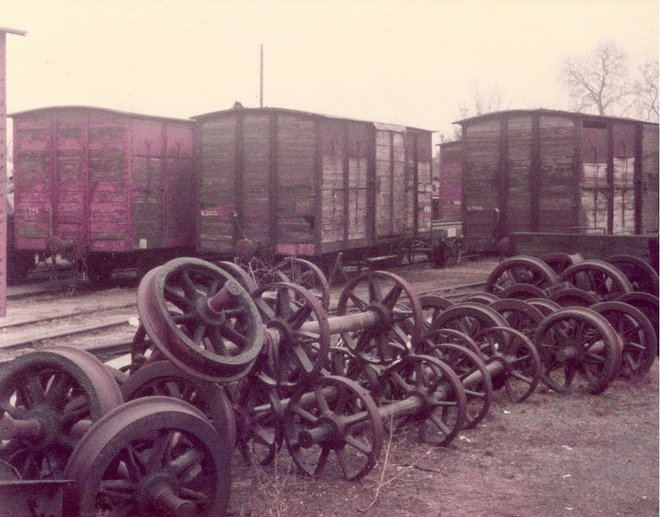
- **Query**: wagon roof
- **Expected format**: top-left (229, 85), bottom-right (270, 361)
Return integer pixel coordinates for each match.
top-left (192, 106), bottom-right (433, 133)
top-left (9, 105), bottom-right (193, 124)
top-left (454, 108), bottom-right (659, 127)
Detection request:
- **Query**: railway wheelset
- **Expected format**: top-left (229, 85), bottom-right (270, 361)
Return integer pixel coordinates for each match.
top-left (0, 254), bottom-right (656, 516)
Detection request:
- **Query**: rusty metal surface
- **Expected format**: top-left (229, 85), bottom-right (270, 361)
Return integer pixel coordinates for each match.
top-left (0, 479), bottom-right (70, 517)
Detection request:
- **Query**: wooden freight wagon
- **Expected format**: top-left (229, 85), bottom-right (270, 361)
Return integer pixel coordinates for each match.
top-left (453, 109), bottom-right (659, 257)
top-left (11, 106), bottom-right (195, 282)
top-left (193, 106), bottom-right (434, 267)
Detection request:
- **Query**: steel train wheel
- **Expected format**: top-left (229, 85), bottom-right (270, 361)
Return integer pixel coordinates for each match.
top-left (558, 259), bottom-right (633, 301)
top-left (539, 252), bottom-right (583, 275)
top-left (527, 298), bottom-right (562, 317)
top-left (120, 360), bottom-right (237, 450)
top-left (283, 375), bottom-right (383, 481)
top-left (0, 347), bottom-right (123, 480)
top-left (605, 254), bottom-right (659, 296)
top-left (336, 271), bottom-right (423, 365)
top-left (533, 308), bottom-right (622, 395)
top-left (549, 287), bottom-right (600, 307)
top-left (420, 343), bottom-right (493, 429)
top-left (373, 355), bottom-right (467, 446)
top-left (234, 379), bottom-right (284, 467)
top-left (591, 301), bottom-right (657, 379)
top-left (499, 283), bottom-right (549, 300)
top-left (63, 397), bottom-right (232, 517)
top-left (490, 299), bottom-right (545, 340)
top-left (462, 292), bottom-right (500, 305)
top-left (429, 302), bottom-right (509, 341)
top-left (420, 328), bottom-right (482, 357)
top-left (473, 327), bottom-right (541, 403)
top-left (215, 260), bottom-right (259, 294)
top-left (137, 258), bottom-right (264, 383)
top-left (485, 256), bottom-right (558, 295)
top-left (270, 257), bottom-right (331, 310)
top-left (617, 291), bottom-right (659, 353)
top-left (252, 282), bottom-right (331, 394)
top-left (419, 295), bottom-right (454, 330)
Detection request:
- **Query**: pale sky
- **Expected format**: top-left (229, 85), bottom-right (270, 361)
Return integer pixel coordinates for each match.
top-left (2, 0), bottom-right (658, 138)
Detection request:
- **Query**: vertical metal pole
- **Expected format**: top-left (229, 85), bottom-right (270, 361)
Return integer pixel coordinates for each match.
top-left (0, 32), bottom-right (7, 317)
top-left (0, 27), bottom-right (26, 317)
top-left (260, 44), bottom-right (264, 108)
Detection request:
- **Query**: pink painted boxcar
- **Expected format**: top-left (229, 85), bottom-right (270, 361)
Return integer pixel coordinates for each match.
top-left (11, 106), bottom-right (195, 281)
top-left (193, 105), bottom-right (434, 267)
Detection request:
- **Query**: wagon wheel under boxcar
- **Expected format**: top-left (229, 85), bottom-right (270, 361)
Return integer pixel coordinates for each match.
top-left (120, 360), bottom-right (237, 450)
top-left (251, 282), bottom-right (331, 395)
top-left (485, 256), bottom-right (558, 295)
top-left (539, 252), bottom-right (583, 275)
top-left (604, 254), bottom-right (660, 296)
top-left (336, 271), bottom-right (423, 365)
top-left (0, 347), bottom-right (123, 480)
top-left (283, 375), bottom-right (383, 481)
top-left (590, 301), bottom-right (657, 379)
top-left (270, 257), bottom-right (331, 310)
top-left (473, 327), bottom-right (541, 403)
top-left (533, 307), bottom-right (622, 395)
top-left (62, 397), bottom-right (232, 517)
top-left (136, 258), bottom-right (264, 383)
top-left (558, 259), bottom-right (633, 301)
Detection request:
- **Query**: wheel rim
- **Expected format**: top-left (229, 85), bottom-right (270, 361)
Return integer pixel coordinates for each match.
top-left (605, 254), bottom-right (659, 295)
top-left (283, 375), bottom-right (383, 481)
top-left (136, 258), bottom-right (264, 382)
top-left (534, 308), bottom-right (622, 395)
top-left (485, 256), bottom-right (558, 295)
top-left (419, 295), bottom-right (454, 331)
top-left (63, 397), bottom-right (231, 517)
top-left (549, 287), bottom-right (600, 307)
top-left (0, 347), bottom-right (123, 480)
top-left (490, 299), bottom-right (545, 341)
top-left (271, 257), bottom-right (331, 310)
top-left (558, 259), bottom-right (633, 301)
top-left (429, 302), bottom-right (508, 341)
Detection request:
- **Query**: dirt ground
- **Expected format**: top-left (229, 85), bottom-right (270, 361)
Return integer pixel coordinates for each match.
top-left (5, 257), bottom-right (658, 517)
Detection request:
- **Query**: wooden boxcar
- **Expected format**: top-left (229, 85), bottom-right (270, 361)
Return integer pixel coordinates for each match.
top-left (450, 109), bottom-right (659, 256)
top-left (11, 106), bottom-right (195, 281)
top-left (193, 106), bottom-right (434, 266)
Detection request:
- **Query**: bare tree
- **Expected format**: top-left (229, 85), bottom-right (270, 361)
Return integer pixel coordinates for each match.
top-left (634, 60), bottom-right (659, 122)
top-left (561, 41), bottom-right (633, 116)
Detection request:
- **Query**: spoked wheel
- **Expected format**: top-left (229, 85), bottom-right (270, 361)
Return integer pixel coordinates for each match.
top-left (617, 291), bottom-right (659, 353)
top-left (549, 287), bottom-right (600, 307)
top-left (325, 346), bottom-right (380, 391)
top-left (422, 343), bottom-right (493, 429)
top-left (533, 308), bottom-right (622, 395)
top-left (215, 260), bottom-right (259, 294)
top-left (539, 252), bottom-right (583, 275)
top-left (283, 375), bottom-right (383, 481)
top-left (336, 271), bottom-right (423, 365)
top-left (373, 355), bottom-right (467, 446)
top-left (558, 259), bottom-right (633, 301)
top-left (490, 299), bottom-right (545, 340)
top-left (429, 302), bottom-right (508, 342)
top-left (234, 379), bottom-right (284, 466)
top-left (252, 282), bottom-right (331, 394)
top-left (420, 327), bottom-right (482, 357)
top-left (590, 301), bottom-right (657, 379)
top-left (527, 298), bottom-right (562, 317)
top-left (0, 347), bottom-right (123, 479)
top-left (137, 258), bottom-right (264, 383)
top-left (474, 327), bottom-right (541, 403)
top-left (485, 256), bottom-right (558, 295)
top-left (270, 257), bottom-right (331, 310)
top-left (63, 397), bottom-right (232, 517)
top-left (604, 254), bottom-right (659, 296)
top-left (120, 360), bottom-right (237, 450)
top-left (499, 283), bottom-right (549, 300)
top-left (419, 295), bottom-right (454, 330)
top-left (462, 292), bottom-right (499, 305)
